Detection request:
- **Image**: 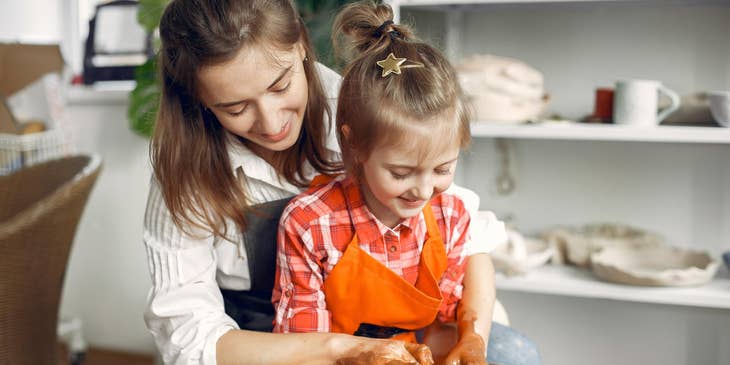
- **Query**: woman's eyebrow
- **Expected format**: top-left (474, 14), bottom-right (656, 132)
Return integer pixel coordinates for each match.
top-left (213, 66), bottom-right (293, 108)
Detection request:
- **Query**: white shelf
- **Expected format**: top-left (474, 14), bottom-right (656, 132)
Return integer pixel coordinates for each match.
top-left (496, 264), bottom-right (730, 309)
top-left (394, 0), bottom-right (724, 6)
top-left (470, 123), bottom-right (730, 144)
top-left (65, 81), bottom-right (134, 105)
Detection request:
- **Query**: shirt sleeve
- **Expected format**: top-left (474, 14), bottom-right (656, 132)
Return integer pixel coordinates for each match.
top-left (445, 184), bottom-right (506, 255)
top-left (143, 180), bottom-right (238, 365)
top-left (436, 195), bottom-right (471, 323)
top-left (315, 62), bottom-right (343, 155)
top-left (272, 204), bottom-right (331, 333)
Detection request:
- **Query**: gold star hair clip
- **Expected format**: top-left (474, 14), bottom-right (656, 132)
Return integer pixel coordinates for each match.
top-left (376, 53), bottom-right (425, 77)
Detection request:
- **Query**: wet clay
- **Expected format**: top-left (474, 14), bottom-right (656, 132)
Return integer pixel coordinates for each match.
top-left (335, 342), bottom-right (433, 365)
top-left (335, 352), bottom-right (416, 365)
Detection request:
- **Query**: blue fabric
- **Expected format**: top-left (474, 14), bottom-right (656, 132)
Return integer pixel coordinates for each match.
top-left (486, 322), bottom-right (542, 365)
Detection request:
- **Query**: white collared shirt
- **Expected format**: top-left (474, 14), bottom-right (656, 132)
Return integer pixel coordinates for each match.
top-left (142, 63), bottom-right (505, 364)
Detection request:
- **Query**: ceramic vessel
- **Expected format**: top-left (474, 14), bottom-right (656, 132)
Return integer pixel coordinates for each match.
top-left (590, 246), bottom-right (719, 287)
top-left (708, 91), bottom-right (730, 127)
top-left (542, 223), bottom-right (662, 267)
top-left (492, 229), bottom-right (554, 276)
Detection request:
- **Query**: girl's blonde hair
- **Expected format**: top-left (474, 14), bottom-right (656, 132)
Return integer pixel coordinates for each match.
top-left (153, 0), bottom-right (340, 238)
top-left (332, 1), bottom-right (471, 177)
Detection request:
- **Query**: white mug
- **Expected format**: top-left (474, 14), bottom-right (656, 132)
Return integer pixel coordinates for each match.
top-left (613, 79), bottom-right (680, 126)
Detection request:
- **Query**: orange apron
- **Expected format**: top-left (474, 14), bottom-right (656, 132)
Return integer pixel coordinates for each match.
top-left (320, 178), bottom-right (448, 343)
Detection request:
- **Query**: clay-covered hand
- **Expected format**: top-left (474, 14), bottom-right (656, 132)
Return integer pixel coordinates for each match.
top-left (440, 320), bottom-right (487, 365)
top-left (335, 339), bottom-right (434, 365)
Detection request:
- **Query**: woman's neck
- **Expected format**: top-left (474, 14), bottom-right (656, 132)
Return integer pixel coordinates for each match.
top-left (243, 138), bottom-right (277, 167)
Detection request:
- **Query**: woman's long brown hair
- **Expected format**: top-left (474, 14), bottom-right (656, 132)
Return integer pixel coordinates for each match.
top-left (152, 0), bottom-right (340, 238)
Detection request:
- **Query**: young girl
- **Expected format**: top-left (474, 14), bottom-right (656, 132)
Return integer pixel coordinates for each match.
top-left (273, 2), bottom-right (537, 364)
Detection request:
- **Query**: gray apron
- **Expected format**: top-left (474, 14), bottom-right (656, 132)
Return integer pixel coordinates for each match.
top-left (221, 197), bottom-right (292, 332)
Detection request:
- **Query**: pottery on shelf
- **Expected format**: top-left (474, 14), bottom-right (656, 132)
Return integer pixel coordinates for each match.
top-left (492, 228), bottom-right (554, 276)
top-left (590, 245), bottom-right (719, 287)
top-left (542, 223), bottom-right (662, 267)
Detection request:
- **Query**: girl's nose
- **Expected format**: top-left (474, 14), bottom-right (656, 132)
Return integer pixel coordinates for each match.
top-left (413, 178), bottom-right (434, 200)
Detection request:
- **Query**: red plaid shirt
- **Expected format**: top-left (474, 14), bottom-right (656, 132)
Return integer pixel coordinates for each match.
top-left (272, 175), bottom-right (470, 333)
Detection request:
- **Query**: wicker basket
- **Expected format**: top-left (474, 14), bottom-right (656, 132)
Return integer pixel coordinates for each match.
top-left (0, 130), bottom-right (71, 175)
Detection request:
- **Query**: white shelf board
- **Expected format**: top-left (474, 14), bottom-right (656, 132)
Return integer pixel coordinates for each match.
top-left (395, 0), bottom-right (722, 6)
top-left (65, 81), bottom-right (134, 105)
top-left (470, 123), bottom-right (730, 144)
top-left (496, 264), bottom-right (730, 309)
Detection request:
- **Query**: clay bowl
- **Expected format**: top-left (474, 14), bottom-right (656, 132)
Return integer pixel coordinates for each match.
top-left (590, 245), bottom-right (719, 287)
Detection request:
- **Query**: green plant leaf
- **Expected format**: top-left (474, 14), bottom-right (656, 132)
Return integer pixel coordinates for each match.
top-left (138, 0), bottom-right (167, 33)
top-left (128, 58), bottom-right (159, 137)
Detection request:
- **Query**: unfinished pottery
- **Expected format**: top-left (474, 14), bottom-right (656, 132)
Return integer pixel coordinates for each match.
top-left (590, 245), bottom-right (719, 287)
top-left (542, 223), bottom-right (662, 267)
top-left (492, 228), bottom-right (554, 276)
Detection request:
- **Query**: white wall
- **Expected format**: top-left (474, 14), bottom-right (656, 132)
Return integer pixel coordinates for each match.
top-left (61, 96), bottom-right (156, 354)
top-left (0, 0), bottom-right (61, 42)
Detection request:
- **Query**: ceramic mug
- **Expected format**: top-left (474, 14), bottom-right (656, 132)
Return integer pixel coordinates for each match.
top-left (613, 79), bottom-right (680, 126)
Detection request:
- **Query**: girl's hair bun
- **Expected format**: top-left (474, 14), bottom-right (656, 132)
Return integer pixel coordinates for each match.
top-left (332, 1), bottom-right (416, 63)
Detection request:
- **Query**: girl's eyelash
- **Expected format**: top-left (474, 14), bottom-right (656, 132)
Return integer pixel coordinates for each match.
top-left (436, 168), bottom-right (452, 175)
top-left (390, 172), bottom-right (409, 180)
top-left (275, 81), bottom-right (292, 93)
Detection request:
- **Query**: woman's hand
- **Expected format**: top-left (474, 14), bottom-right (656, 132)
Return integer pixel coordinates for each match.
top-left (334, 337), bottom-right (434, 365)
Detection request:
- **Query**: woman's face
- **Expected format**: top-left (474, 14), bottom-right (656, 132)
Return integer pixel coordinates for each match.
top-left (197, 43), bottom-right (308, 152)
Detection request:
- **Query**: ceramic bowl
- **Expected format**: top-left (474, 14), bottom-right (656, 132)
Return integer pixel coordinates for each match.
top-left (492, 229), bottom-right (554, 276)
top-left (590, 245), bottom-right (719, 287)
top-left (708, 91), bottom-right (730, 127)
top-left (542, 223), bottom-right (662, 267)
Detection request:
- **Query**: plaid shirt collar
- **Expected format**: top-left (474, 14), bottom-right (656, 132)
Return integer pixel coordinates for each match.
top-left (340, 175), bottom-right (423, 246)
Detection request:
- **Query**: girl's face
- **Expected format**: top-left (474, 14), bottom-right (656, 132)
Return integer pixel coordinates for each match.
top-left (197, 43), bottom-right (308, 153)
top-left (360, 137), bottom-right (460, 228)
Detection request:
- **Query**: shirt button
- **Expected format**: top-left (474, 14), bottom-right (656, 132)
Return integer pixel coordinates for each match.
top-left (389, 245), bottom-right (398, 252)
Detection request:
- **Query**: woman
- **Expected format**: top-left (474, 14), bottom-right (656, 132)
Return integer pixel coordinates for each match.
top-left (143, 0), bottom-right (540, 364)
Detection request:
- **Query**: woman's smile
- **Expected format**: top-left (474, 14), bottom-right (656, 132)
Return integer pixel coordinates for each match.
top-left (260, 120), bottom-right (292, 142)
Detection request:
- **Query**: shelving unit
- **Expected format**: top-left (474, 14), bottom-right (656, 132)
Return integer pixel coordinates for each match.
top-left (496, 265), bottom-right (730, 310)
top-left (386, 1), bottom-right (730, 363)
top-left (470, 123), bottom-right (730, 144)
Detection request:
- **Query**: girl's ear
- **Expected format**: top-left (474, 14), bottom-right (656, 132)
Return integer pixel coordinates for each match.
top-left (340, 124), bottom-right (360, 163)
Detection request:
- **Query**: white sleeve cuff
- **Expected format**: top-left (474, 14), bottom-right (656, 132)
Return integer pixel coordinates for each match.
top-left (202, 326), bottom-right (237, 365)
top-left (466, 211), bottom-right (508, 255)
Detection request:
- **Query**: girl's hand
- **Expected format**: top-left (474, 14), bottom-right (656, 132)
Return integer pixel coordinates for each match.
top-left (335, 338), bottom-right (434, 365)
top-left (439, 331), bottom-right (486, 365)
